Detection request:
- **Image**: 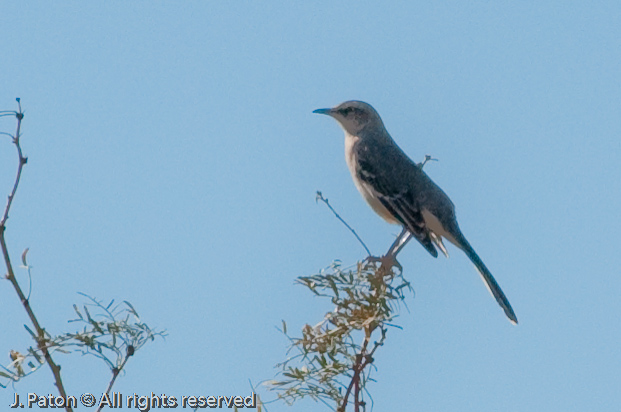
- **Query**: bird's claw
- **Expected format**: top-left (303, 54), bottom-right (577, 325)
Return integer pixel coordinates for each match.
top-left (365, 254), bottom-right (402, 273)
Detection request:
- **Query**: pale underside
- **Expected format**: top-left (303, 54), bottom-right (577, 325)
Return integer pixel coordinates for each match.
top-left (344, 130), bottom-right (455, 257)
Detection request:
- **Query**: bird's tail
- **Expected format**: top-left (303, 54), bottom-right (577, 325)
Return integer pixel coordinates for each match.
top-left (459, 239), bottom-right (518, 324)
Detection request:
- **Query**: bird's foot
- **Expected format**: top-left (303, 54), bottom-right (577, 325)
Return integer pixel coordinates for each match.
top-left (365, 254), bottom-right (402, 274)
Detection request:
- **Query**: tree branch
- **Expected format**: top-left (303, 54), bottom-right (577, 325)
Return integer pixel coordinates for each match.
top-left (96, 345), bottom-right (133, 412)
top-left (316, 191), bottom-right (371, 256)
top-left (1, 99), bottom-right (26, 227)
top-left (1, 99), bottom-right (72, 411)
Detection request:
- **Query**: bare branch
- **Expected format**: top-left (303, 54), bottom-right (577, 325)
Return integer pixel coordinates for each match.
top-left (339, 334), bottom-right (370, 412)
top-left (1, 99), bottom-right (72, 410)
top-left (316, 191), bottom-right (371, 257)
top-left (418, 154), bottom-right (438, 169)
top-left (1, 98), bottom-right (26, 227)
top-left (95, 346), bottom-right (132, 412)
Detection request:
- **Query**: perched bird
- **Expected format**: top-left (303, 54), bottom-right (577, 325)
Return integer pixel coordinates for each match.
top-left (313, 100), bottom-right (517, 324)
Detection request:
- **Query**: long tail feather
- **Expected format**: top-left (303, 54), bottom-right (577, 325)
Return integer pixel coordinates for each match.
top-left (460, 240), bottom-right (518, 324)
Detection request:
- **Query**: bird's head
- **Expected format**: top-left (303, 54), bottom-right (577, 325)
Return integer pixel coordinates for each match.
top-left (313, 100), bottom-right (384, 135)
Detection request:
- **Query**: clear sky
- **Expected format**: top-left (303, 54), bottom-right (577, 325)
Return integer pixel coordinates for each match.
top-left (1, 2), bottom-right (620, 411)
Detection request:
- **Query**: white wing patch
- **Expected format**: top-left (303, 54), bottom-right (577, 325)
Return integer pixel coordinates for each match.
top-left (421, 209), bottom-right (459, 249)
top-left (429, 232), bottom-right (449, 258)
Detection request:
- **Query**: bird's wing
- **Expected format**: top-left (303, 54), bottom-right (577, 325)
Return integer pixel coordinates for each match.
top-left (356, 155), bottom-right (439, 258)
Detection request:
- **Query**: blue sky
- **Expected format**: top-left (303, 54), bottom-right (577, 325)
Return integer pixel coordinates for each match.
top-left (1, 2), bottom-right (620, 411)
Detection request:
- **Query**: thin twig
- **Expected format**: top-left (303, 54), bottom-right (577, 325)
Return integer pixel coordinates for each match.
top-left (347, 329), bottom-right (387, 412)
top-left (96, 346), bottom-right (133, 412)
top-left (338, 260), bottom-right (393, 412)
top-left (316, 191), bottom-right (371, 257)
top-left (418, 154), bottom-right (438, 170)
top-left (339, 332), bottom-right (371, 412)
top-left (1, 99), bottom-right (26, 227)
top-left (1, 99), bottom-right (73, 411)
top-left (354, 374), bottom-right (360, 411)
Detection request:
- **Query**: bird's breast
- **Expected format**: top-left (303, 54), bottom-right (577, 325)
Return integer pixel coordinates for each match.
top-left (344, 132), bottom-right (400, 225)
top-left (344, 131), bottom-right (360, 176)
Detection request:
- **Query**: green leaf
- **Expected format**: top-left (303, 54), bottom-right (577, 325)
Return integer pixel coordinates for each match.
top-left (73, 304), bottom-right (83, 319)
top-left (21, 248), bottom-right (29, 266)
top-left (327, 277), bottom-right (339, 298)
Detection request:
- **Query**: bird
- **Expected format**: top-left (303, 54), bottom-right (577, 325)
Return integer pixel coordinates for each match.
top-left (313, 100), bottom-right (518, 324)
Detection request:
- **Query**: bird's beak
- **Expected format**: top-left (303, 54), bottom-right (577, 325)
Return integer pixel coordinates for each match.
top-left (313, 108), bottom-right (334, 116)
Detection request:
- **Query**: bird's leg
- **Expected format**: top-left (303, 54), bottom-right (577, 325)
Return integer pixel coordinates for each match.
top-left (386, 227), bottom-right (412, 259)
top-left (366, 227), bottom-right (412, 272)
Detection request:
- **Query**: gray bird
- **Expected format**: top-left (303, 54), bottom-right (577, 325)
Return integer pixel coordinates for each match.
top-left (313, 100), bottom-right (517, 324)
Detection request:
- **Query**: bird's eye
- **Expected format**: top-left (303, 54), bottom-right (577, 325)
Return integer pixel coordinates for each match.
top-left (340, 107), bottom-right (353, 116)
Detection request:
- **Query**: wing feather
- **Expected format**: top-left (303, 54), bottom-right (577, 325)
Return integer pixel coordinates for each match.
top-left (357, 154), bottom-right (438, 258)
